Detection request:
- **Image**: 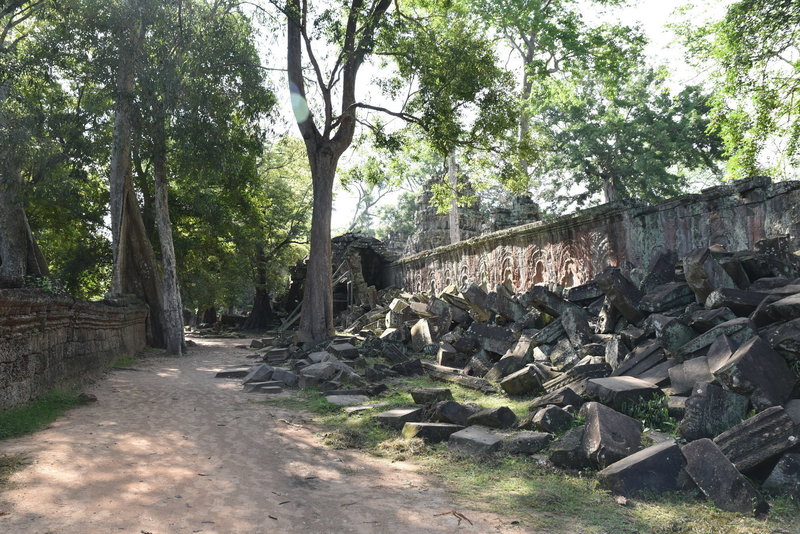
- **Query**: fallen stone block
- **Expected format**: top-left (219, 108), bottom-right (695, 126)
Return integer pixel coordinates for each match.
top-left (564, 281), bottom-right (604, 304)
top-left (462, 283), bottom-right (490, 322)
top-left (763, 453), bottom-right (800, 496)
top-left (585, 376), bottom-right (663, 412)
top-left (264, 347), bottom-right (291, 363)
top-left (432, 400), bottom-right (480, 426)
top-left (250, 339), bottom-right (264, 349)
top-left (530, 405), bottom-right (574, 434)
top-left (549, 426), bottom-right (591, 469)
top-left (604, 335), bottom-right (628, 371)
top-left (402, 422), bottom-right (464, 443)
top-left (464, 352), bottom-right (491, 377)
top-left (271, 367), bottom-right (299, 387)
top-left (667, 396), bottom-right (687, 419)
top-left (611, 340), bottom-right (665, 377)
top-left (299, 362), bottom-right (341, 385)
top-left (421, 361), bottom-right (496, 393)
top-left (597, 440), bottom-right (687, 497)
top-left (766, 292), bottom-right (800, 320)
top-left (520, 286), bottom-right (584, 317)
top-left (647, 314), bottom-right (697, 354)
top-left (392, 358), bottom-right (424, 377)
top-left (242, 381), bottom-right (282, 394)
top-left (531, 318), bottom-right (565, 345)
top-left (499, 365), bottom-right (545, 396)
top-left (688, 307), bottom-right (737, 332)
top-left (528, 387), bottom-right (584, 412)
top-left (764, 318), bottom-right (800, 359)
top-left (683, 247), bottom-right (737, 304)
top-left (561, 307), bottom-right (593, 348)
top-left (487, 291), bottom-right (526, 322)
top-left (242, 363), bottom-right (274, 384)
top-left (543, 363), bottom-right (610, 393)
top-left (713, 406), bottom-right (800, 472)
top-left (640, 249), bottom-right (679, 293)
top-left (548, 337), bottom-right (580, 370)
top-left (410, 388), bottom-right (453, 404)
top-left (706, 334), bottom-right (739, 373)
top-left (639, 282), bottom-right (694, 313)
top-left (410, 319), bottom-right (433, 353)
top-left (713, 335), bottom-right (796, 410)
top-left (706, 288), bottom-right (770, 316)
top-left (325, 394), bottom-right (371, 406)
top-left (501, 431), bottom-right (552, 454)
top-left (373, 407), bottom-right (424, 430)
top-left (448, 426), bottom-right (503, 456)
top-left (466, 323), bottom-right (517, 355)
top-left (215, 366), bottom-right (251, 379)
top-left (677, 382), bottom-right (749, 441)
top-left (436, 343), bottom-right (466, 368)
top-left (673, 318), bottom-right (757, 362)
top-left (668, 357), bottom-right (713, 396)
top-left (308, 351), bottom-right (337, 363)
top-left (595, 267), bottom-right (644, 323)
top-left (580, 402), bottom-right (642, 469)
top-left (485, 355), bottom-right (530, 382)
top-left (467, 406), bottom-right (517, 429)
top-left (681, 438), bottom-right (769, 516)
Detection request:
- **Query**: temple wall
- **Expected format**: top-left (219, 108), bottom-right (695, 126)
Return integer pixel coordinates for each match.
top-left (0, 290), bottom-right (148, 410)
top-left (389, 177), bottom-right (800, 293)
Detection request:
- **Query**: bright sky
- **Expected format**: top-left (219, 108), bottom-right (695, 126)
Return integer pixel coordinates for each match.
top-left (259, 1), bottom-right (734, 233)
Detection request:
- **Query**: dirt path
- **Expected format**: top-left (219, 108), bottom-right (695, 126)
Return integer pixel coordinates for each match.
top-left (0, 337), bottom-right (523, 534)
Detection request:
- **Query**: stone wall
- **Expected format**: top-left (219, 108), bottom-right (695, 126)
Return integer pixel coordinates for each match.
top-left (390, 177), bottom-right (800, 294)
top-left (0, 290), bottom-right (148, 410)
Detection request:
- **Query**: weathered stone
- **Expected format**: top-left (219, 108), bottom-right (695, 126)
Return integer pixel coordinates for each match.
top-left (713, 406), bottom-right (800, 472)
top-left (308, 351), bottom-right (337, 364)
top-left (548, 337), bottom-right (580, 370)
top-left (564, 281), bottom-right (603, 304)
top-left (586, 376), bottom-right (663, 412)
top-left (464, 351), bottom-right (491, 377)
top-left (668, 357), bottom-right (713, 396)
top-left (667, 396), bottom-right (687, 419)
top-left (328, 342), bottom-right (358, 359)
top-left (604, 335), bottom-right (628, 371)
top-left (647, 314), bottom-right (697, 353)
top-left (639, 282), bottom-right (694, 313)
top-left (242, 381), bottom-right (282, 393)
top-left (421, 361), bottom-right (496, 392)
top-left (596, 267), bottom-right (644, 323)
top-left (597, 440), bottom-right (687, 497)
top-left (677, 382), bottom-right (749, 441)
top-left (543, 363), bottom-right (611, 393)
top-left (410, 319), bottom-right (433, 353)
top-left (436, 343), bottom-right (466, 368)
top-left (374, 407), bottom-right (424, 429)
top-left (531, 405), bottom-right (574, 434)
top-left (462, 283), bottom-right (490, 322)
top-left (402, 422), bottom-right (464, 443)
top-left (487, 291), bottom-right (526, 322)
top-left (299, 362), bottom-right (343, 386)
top-left (763, 453), bottom-right (800, 496)
top-left (673, 318), bottom-right (757, 362)
top-left (325, 394), bottom-right (371, 406)
top-left (714, 336), bottom-right (796, 410)
top-left (765, 318), bottom-right (800, 359)
top-left (640, 249), bottom-right (678, 292)
top-left (561, 307), bottom-right (593, 348)
top-left (499, 365), bottom-right (545, 396)
top-left (785, 399), bottom-right (800, 425)
top-left (448, 425), bottom-right (503, 456)
top-left (528, 386), bottom-right (584, 412)
top-left (410, 387), bottom-right (453, 404)
top-left (580, 401), bottom-right (642, 468)
top-left (706, 288), bottom-right (770, 316)
top-left (531, 318), bottom-right (566, 345)
top-left (379, 326), bottom-right (409, 343)
top-left (501, 431), bottom-right (552, 454)
top-left (683, 247), bottom-right (737, 304)
top-left (520, 286), bottom-right (584, 317)
top-left (549, 426), bottom-right (591, 469)
top-left (242, 363), bottom-right (274, 384)
top-left (681, 438), bottom-right (769, 516)
top-left (485, 355), bottom-right (530, 382)
top-left (215, 366), bottom-right (251, 379)
top-left (503, 336), bottom-right (534, 359)
top-left (706, 334), bottom-right (739, 373)
top-left (391, 358), bottom-right (424, 377)
top-left (467, 406), bottom-right (517, 429)
top-left (688, 307), bottom-right (737, 332)
top-left (466, 323), bottom-right (517, 355)
top-left (270, 367), bottom-right (299, 387)
top-left (432, 400), bottom-right (479, 426)
top-left (612, 340), bottom-right (664, 377)
top-left (250, 339), bottom-right (264, 349)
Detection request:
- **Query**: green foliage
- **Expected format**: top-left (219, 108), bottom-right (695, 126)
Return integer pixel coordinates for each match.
top-left (0, 389), bottom-right (86, 440)
top-left (528, 66), bottom-right (724, 208)
top-left (619, 396), bottom-right (677, 434)
top-left (681, 0), bottom-right (800, 179)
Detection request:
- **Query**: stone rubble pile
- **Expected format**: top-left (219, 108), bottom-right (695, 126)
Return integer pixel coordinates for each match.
top-left (217, 236), bottom-right (800, 516)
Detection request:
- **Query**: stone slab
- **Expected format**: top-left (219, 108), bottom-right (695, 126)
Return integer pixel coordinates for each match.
top-left (448, 426), bottom-right (503, 456)
top-left (401, 422), bottom-right (465, 443)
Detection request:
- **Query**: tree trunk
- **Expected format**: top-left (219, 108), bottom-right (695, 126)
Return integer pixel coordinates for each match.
top-left (0, 82), bottom-right (47, 284)
top-left (298, 151), bottom-right (336, 343)
top-left (152, 107), bottom-right (185, 355)
top-left (602, 174), bottom-right (621, 204)
top-left (109, 12), bottom-right (166, 348)
top-left (447, 150), bottom-right (460, 244)
top-left (243, 243), bottom-right (274, 331)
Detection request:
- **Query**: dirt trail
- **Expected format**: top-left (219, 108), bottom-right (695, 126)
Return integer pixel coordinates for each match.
top-left (0, 337), bottom-right (523, 534)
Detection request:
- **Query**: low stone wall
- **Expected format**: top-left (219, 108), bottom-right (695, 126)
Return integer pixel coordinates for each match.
top-left (0, 290), bottom-right (148, 410)
top-left (390, 177), bottom-right (800, 293)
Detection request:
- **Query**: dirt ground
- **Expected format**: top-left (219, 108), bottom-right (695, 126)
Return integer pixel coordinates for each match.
top-left (0, 337), bottom-right (526, 534)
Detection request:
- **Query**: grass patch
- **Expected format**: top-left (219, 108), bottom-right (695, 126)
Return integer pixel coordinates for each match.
top-left (0, 454), bottom-right (25, 489)
top-left (0, 390), bottom-right (86, 440)
top-left (112, 356), bottom-right (137, 368)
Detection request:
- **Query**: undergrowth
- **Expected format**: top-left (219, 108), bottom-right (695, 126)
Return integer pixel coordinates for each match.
top-left (0, 454), bottom-right (25, 489)
top-left (265, 375), bottom-right (800, 534)
top-left (0, 389), bottom-right (86, 440)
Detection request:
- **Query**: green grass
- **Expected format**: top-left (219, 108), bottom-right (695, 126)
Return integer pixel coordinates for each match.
top-left (265, 375), bottom-right (800, 534)
top-left (0, 390), bottom-right (86, 440)
top-left (112, 356), bottom-right (137, 368)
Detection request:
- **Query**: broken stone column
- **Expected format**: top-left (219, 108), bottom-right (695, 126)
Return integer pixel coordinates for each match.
top-left (713, 406), bottom-right (800, 472)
